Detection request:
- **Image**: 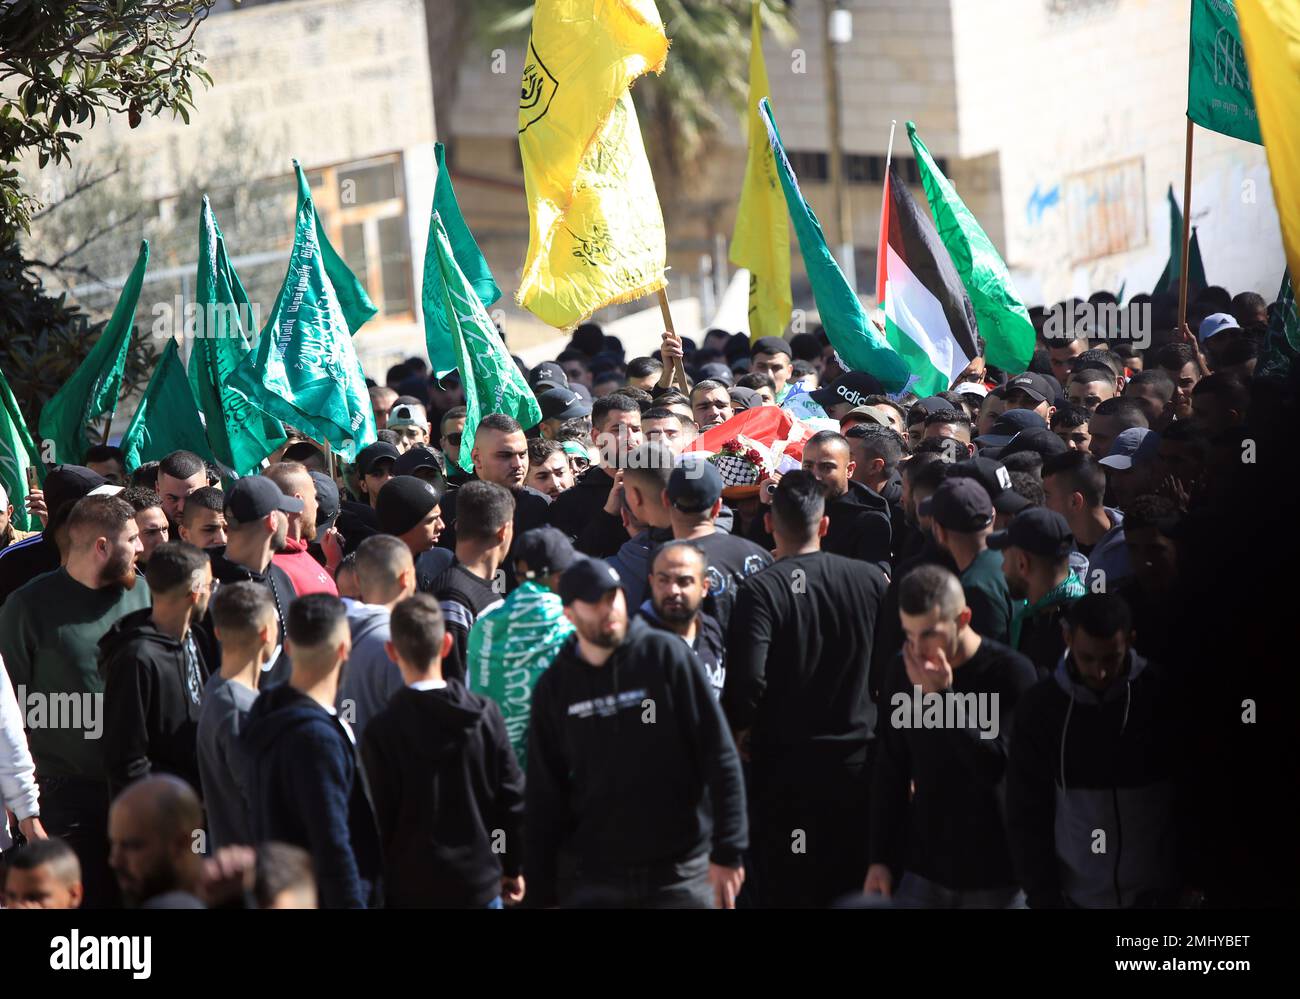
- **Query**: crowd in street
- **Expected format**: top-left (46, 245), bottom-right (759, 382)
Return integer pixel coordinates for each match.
top-left (0, 283), bottom-right (1293, 909)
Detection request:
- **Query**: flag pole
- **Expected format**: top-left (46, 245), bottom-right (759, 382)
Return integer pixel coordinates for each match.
top-left (102, 413), bottom-right (113, 445)
top-left (875, 119), bottom-right (898, 305)
top-left (655, 286), bottom-right (690, 392)
top-left (1178, 117), bottom-right (1194, 330)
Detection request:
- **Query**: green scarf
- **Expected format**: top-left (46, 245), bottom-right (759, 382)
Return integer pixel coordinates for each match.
top-left (1010, 571), bottom-right (1086, 649)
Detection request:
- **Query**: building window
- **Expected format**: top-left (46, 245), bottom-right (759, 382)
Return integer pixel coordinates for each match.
top-left (785, 152), bottom-right (947, 186)
top-left (306, 153), bottom-right (413, 323)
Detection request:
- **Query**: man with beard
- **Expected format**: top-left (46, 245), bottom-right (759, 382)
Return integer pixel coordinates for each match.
top-left (264, 461), bottom-right (337, 596)
top-left (210, 478), bottom-right (302, 687)
top-left (108, 776), bottom-right (206, 908)
top-left (525, 439), bottom-right (576, 499)
top-left (0, 494), bottom-right (150, 907)
top-left (526, 558), bottom-right (747, 908)
top-left (638, 541), bottom-right (725, 699)
top-left (100, 542), bottom-right (213, 797)
top-left (154, 450), bottom-right (210, 535)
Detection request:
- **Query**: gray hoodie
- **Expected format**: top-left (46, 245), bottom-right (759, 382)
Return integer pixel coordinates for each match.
top-left (336, 604), bottom-right (403, 741)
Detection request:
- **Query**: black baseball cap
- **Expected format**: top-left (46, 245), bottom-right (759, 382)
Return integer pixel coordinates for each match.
top-left (975, 409), bottom-right (1047, 447)
top-left (988, 507), bottom-right (1074, 559)
top-left (308, 470), bottom-right (340, 531)
top-left (530, 361), bottom-right (569, 391)
top-left (918, 477), bottom-right (994, 531)
top-left (697, 362), bottom-right (735, 386)
top-left (393, 446), bottom-right (448, 495)
top-left (1005, 372), bottom-right (1053, 405)
top-left (667, 458), bottom-right (724, 513)
top-left (224, 476), bottom-right (304, 526)
top-left (355, 441), bottom-right (400, 478)
top-left (751, 336), bottom-right (792, 359)
top-left (998, 427), bottom-right (1068, 461)
top-left (539, 387), bottom-right (591, 422)
top-left (43, 465), bottom-right (108, 525)
top-left (948, 456), bottom-right (1031, 516)
top-left (728, 386), bottom-right (760, 411)
top-left (810, 371), bottom-right (886, 410)
top-left (514, 527), bottom-right (577, 579)
top-left (558, 556), bottom-right (624, 605)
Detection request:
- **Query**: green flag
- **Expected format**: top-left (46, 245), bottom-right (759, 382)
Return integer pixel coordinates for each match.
top-left (38, 240), bottom-right (148, 466)
top-left (1154, 187), bottom-right (1207, 295)
top-left (424, 142), bottom-right (502, 380)
top-left (0, 366), bottom-right (43, 532)
top-left (426, 210), bottom-right (541, 473)
top-left (294, 161), bottom-right (377, 335)
top-left (121, 339), bottom-right (215, 472)
top-left (189, 197), bottom-right (287, 475)
top-left (226, 196), bottom-right (378, 463)
top-left (758, 99), bottom-right (912, 393)
top-left (467, 581), bottom-right (574, 771)
top-left (1259, 269), bottom-right (1300, 379)
top-left (908, 122), bottom-right (1035, 374)
top-left (1188, 0), bottom-right (1262, 145)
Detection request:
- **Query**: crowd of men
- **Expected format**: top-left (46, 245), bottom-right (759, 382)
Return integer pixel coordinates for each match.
top-left (0, 282), bottom-right (1294, 909)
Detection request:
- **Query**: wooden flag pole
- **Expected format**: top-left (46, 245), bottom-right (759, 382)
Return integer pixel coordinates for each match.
top-left (1178, 117), bottom-right (1195, 331)
top-left (655, 286), bottom-right (690, 393)
top-left (102, 413), bottom-right (113, 445)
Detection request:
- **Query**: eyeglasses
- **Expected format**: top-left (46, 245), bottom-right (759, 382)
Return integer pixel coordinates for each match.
top-left (444, 432), bottom-right (463, 447)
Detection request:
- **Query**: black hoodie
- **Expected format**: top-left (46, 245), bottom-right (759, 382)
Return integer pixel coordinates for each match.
top-left (360, 680), bottom-right (525, 907)
top-left (242, 684), bottom-right (382, 909)
top-left (99, 607), bottom-right (212, 796)
top-left (546, 465), bottom-right (625, 557)
top-left (525, 616), bottom-right (747, 907)
top-left (207, 548), bottom-right (297, 686)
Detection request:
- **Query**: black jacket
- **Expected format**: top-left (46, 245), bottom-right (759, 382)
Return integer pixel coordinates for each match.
top-left (243, 684), bottom-right (382, 909)
top-left (546, 466), bottom-right (625, 557)
top-left (98, 608), bottom-right (212, 796)
top-left (871, 539), bottom-right (958, 701)
top-left (360, 680), bottom-right (525, 907)
top-left (207, 549), bottom-right (297, 686)
top-left (0, 532), bottom-right (58, 608)
top-left (335, 500), bottom-right (380, 556)
top-left (1007, 651), bottom-right (1182, 908)
top-left (525, 616), bottom-right (747, 907)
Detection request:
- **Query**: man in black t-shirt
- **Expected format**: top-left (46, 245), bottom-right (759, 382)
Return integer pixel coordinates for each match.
top-left (724, 471), bottom-right (888, 908)
top-left (428, 481), bottom-right (513, 683)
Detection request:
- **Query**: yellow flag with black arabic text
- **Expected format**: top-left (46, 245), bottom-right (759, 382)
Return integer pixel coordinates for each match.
top-left (517, 0), bottom-right (669, 328)
top-left (729, 1), bottom-right (791, 342)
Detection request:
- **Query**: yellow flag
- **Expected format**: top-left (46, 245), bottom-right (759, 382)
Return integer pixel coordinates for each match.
top-left (517, 0), bottom-right (669, 328)
top-left (1239, 0), bottom-right (1300, 280)
top-left (728, 1), bottom-right (791, 342)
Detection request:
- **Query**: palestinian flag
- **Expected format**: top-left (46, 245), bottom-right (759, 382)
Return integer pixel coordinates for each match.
top-left (877, 163), bottom-right (979, 395)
